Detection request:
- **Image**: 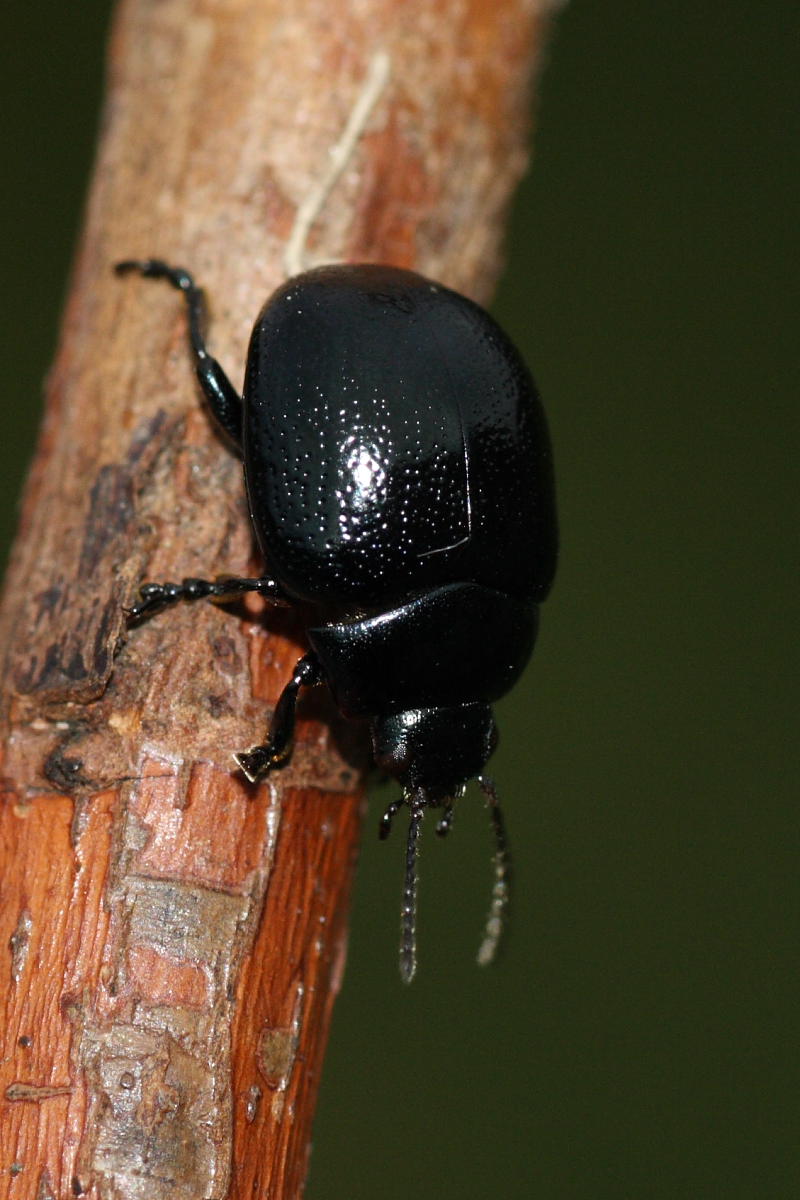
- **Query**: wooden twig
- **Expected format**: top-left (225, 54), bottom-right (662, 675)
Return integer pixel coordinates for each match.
top-left (0, 1), bottom-right (555, 1196)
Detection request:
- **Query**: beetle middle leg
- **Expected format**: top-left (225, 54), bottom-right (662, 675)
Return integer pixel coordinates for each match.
top-left (235, 653), bottom-right (324, 782)
top-left (126, 575), bottom-right (287, 623)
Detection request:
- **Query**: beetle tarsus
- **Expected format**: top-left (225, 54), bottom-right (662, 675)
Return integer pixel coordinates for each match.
top-left (126, 575), bottom-right (285, 624)
top-left (115, 258), bottom-right (195, 292)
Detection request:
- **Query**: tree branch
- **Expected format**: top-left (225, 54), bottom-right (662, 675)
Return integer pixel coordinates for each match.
top-left (0, 1), bottom-right (556, 1196)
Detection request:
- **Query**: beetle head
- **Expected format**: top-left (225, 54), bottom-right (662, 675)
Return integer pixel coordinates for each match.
top-left (371, 706), bottom-right (509, 982)
top-left (370, 703), bottom-right (497, 797)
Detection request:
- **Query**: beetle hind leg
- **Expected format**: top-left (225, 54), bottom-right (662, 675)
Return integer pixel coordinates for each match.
top-left (235, 653), bottom-right (324, 783)
top-left (115, 258), bottom-right (244, 450)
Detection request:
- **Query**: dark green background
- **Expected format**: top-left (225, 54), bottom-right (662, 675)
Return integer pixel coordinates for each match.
top-left (3, 4), bottom-right (796, 1197)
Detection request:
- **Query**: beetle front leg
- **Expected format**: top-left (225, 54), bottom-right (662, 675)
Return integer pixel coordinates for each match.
top-left (235, 653), bottom-right (324, 782)
top-left (126, 574), bottom-right (287, 623)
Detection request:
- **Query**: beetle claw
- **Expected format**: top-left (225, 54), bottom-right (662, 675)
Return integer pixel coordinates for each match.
top-left (234, 747), bottom-right (272, 783)
top-left (125, 598), bottom-right (161, 623)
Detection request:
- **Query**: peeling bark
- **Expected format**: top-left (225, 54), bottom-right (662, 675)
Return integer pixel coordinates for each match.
top-left (0, 0), bottom-right (555, 1196)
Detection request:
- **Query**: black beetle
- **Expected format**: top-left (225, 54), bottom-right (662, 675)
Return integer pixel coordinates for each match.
top-left (116, 258), bottom-right (557, 981)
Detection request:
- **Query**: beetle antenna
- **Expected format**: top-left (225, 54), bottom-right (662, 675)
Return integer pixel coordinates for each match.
top-left (476, 776), bottom-right (512, 967)
top-left (399, 792), bottom-right (425, 984)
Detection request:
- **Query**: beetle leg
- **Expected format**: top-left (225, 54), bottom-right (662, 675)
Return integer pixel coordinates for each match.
top-left (235, 653), bottom-right (324, 782)
top-left (115, 258), bottom-right (244, 452)
top-left (126, 575), bottom-right (287, 623)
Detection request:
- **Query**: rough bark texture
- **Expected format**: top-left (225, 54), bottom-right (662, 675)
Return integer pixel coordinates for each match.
top-left (0, 1), bottom-right (554, 1196)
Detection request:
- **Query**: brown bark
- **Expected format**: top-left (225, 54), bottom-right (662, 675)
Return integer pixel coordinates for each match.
top-left (0, 1), bottom-right (554, 1197)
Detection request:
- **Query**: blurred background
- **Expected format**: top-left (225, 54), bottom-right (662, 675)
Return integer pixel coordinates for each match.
top-left (2, 3), bottom-right (796, 1197)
